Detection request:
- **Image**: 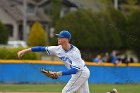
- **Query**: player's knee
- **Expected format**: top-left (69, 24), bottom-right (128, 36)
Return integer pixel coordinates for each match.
top-left (62, 88), bottom-right (70, 93)
top-left (62, 89), bottom-right (66, 93)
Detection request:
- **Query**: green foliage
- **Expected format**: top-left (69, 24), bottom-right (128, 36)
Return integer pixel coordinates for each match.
top-left (28, 21), bottom-right (48, 46)
top-left (122, 0), bottom-right (139, 12)
top-left (0, 47), bottom-right (41, 60)
top-left (97, 0), bottom-right (113, 10)
top-left (50, 7), bottom-right (140, 61)
top-left (126, 9), bottom-right (140, 50)
top-left (105, 8), bottom-right (126, 49)
top-left (55, 10), bottom-right (95, 49)
top-left (0, 21), bottom-right (9, 44)
top-left (54, 9), bottom-right (123, 50)
top-left (51, 0), bottom-right (62, 25)
top-left (127, 0), bottom-right (137, 5)
top-left (91, 9), bottom-right (123, 50)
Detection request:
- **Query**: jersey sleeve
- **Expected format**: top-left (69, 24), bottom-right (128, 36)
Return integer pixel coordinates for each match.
top-left (45, 46), bottom-right (58, 55)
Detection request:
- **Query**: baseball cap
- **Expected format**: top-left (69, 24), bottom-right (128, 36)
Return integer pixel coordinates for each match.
top-left (56, 30), bottom-right (71, 39)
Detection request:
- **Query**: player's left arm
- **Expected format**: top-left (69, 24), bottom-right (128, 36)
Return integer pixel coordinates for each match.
top-left (57, 68), bottom-right (78, 76)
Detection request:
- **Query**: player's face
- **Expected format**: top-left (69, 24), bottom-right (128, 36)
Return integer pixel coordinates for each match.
top-left (57, 38), bottom-right (67, 45)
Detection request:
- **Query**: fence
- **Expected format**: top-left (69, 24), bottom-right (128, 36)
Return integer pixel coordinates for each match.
top-left (0, 60), bottom-right (140, 84)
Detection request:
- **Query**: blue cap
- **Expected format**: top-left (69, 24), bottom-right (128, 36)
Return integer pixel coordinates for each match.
top-left (56, 31), bottom-right (71, 39)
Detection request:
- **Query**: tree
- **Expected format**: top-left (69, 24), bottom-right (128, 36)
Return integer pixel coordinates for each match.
top-left (0, 21), bottom-right (9, 44)
top-left (122, 0), bottom-right (139, 12)
top-left (28, 21), bottom-right (48, 46)
top-left (54, 10), bottom-right (95, 50)
top-left (52, 9), bottom-right (124, 61)
top-left (126, 9), bottom-right (140, 61)
top-left (51, 0), bottom-right (62, 26)
top-left (106, 8), bottom-right (126, 49)
top-left (54, 9), bottom-right (122, 50)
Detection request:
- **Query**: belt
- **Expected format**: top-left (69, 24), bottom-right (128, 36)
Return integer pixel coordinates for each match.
top-left (70, 65), bottom-right (86, 70)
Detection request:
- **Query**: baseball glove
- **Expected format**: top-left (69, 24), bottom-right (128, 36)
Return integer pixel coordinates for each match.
top-left (41, 68), bottom-right (58, 79)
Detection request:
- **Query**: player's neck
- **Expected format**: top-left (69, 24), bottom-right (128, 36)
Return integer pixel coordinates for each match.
top-left (62, 43), bottom-right (71, 51)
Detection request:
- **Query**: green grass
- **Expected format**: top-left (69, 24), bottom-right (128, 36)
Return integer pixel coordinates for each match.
top-left (0, 83), bottom-right (140, 93)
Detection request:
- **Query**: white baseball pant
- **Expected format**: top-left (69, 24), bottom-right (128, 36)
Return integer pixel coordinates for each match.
top-left (62, 66), bottom-right (90, 93)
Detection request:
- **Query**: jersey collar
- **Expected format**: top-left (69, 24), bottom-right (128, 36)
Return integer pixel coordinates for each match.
top-left (64, 44), bottom-right (74, 53)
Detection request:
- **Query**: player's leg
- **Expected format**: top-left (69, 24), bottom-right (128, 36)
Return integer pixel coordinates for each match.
top-left (77, 80), bottom-right (90, 93)
top-left (62, 71), bottom-right (85, 93)
top-left (62, 67), bottom-right (90, 93)
top-left (62, 76), bottom-right (88, 93)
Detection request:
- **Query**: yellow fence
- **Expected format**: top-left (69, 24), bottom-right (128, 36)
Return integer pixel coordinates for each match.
top-left (0, 60), bottom-right (140, 66)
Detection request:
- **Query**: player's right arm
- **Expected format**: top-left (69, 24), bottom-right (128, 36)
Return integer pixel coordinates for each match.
top-left (17, 46), bottom-right (46, 58)
top-left (17, 46), bottom-right (58, 58)
top-left (17, 48), bottom-right (32, 58)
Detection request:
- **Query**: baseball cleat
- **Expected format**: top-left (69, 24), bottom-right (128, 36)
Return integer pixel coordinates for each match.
top-left (106, 88), bottom-right (118, 93)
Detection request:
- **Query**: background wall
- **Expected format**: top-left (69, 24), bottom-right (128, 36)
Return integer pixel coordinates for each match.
top-left (0, 62), bottom-right (140, 84)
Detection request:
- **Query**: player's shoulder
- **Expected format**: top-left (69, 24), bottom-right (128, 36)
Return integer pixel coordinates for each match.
top-left (54, 45), bottom-right (65, 51)
top-left (70, 45), bottom-right (82, 59)
top-left (71, 45), bottom-right (80, 53)
top-left (47, 45), bottom-right (62, 50)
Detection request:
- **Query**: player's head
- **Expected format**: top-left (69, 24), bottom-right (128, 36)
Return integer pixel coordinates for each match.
top-left (56, 30), bottom-right (71, 45)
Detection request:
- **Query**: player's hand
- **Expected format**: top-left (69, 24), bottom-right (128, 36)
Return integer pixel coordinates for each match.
top-left (17, 48), bottom-right (31, 59)
top-left (41, 68), bottom-right (60, 79)
top-left (17, 50), bottom-right (25, 59)
top-left (41, 68), bottom-right (63, 79)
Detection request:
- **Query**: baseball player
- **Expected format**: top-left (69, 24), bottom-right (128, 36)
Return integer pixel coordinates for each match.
top-left (17, 30), bottom-right (90, 93)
